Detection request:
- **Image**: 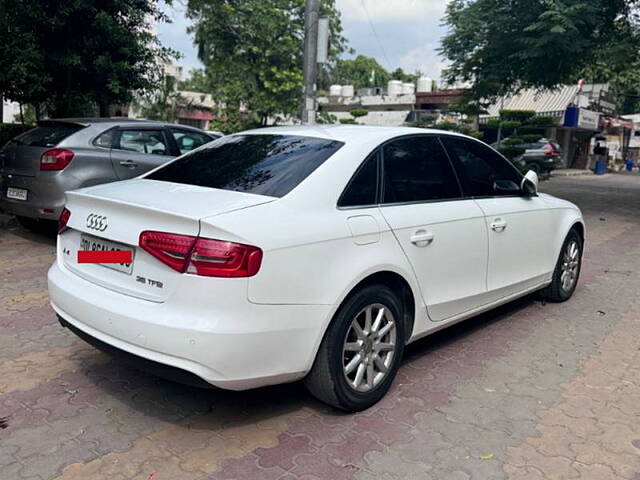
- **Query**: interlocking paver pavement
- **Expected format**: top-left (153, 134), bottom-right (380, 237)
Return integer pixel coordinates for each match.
top-left (1, 173), bottom-right (640, 479)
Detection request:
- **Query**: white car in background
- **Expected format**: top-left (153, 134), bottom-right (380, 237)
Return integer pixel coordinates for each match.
top-left (48, 126), bottom-right (584, 411)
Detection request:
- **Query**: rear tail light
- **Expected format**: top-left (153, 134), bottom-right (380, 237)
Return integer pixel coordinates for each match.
top-left (543, 144), bottom-right (555, 156)
top-left (189, 238), bottom-right (263, 277)
top-left (139, 231), bottom-right (263, 278)
top-left (139, 232), bottom-right (196, 273)
top-left (58, 208), bottom-right (71, 234)
top-left (40, 148), bottom-right (74, 171)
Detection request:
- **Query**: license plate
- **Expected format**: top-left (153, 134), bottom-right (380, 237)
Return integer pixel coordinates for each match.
top-left (6, 187), bottom-right (28, 201)
top-left (79, 234), bottom-right (134, 275)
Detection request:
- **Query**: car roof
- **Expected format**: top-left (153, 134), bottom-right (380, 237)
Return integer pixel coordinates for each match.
top-left (38, 118), bottom-right (215, 133)
top-left (238, 125), bottom-right (469, 145)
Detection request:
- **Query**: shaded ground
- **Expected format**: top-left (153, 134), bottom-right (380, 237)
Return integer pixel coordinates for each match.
top-left (1, 173), bottom-right (639, 480)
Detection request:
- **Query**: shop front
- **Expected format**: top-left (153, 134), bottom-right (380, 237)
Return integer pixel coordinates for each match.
top-left (559, 107), bottom-right (601, 169)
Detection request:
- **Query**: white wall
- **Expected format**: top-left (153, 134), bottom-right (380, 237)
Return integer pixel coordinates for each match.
top-left (330, 110), bottom-right (412, 127)
top-left (2, 100), bottom-right (20, 123)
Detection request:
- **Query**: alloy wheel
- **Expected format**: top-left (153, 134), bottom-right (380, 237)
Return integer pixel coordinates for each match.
top-left (342, 303), bottom-right (397, 393)
top-left (560, 240), bottom-right (580, 292)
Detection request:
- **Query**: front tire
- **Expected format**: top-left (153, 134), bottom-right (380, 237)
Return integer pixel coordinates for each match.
top-left (543, 229), bottom-right (583, 302)
top-left (304, 285), bottom-right (405, 412)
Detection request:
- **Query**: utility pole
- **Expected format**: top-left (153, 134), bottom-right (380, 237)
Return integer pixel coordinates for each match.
top-left (496, 95), bottom-right (505, 145)
top-left (302, 0), bottom-right (320, 125)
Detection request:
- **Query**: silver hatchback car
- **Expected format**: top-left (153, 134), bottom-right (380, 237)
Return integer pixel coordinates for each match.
top-left (0, 118), bottom-right (220, 227)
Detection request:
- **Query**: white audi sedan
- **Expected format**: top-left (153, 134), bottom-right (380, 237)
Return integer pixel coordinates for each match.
top-left (48, 126), bottom-right (584, 411)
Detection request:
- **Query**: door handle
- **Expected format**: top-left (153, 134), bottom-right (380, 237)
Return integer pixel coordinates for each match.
top-left (410, 230), bottom-right (434, 246)
top-left (119, 160), bottom-right (138, 169)
top-left (490, 219), bottom-right (508, 232)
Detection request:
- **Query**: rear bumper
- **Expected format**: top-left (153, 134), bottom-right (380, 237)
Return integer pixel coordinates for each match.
top-left (48, 261), bottom-right (331, 390)
top-left (0, 173), bottom-right (67, 219)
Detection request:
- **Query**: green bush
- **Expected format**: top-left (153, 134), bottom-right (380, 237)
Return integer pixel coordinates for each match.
top-left (434, 121), bottom-right (458, 131)
top-left (0, 123), bottom-right (34, 148)
top-left (486, 119), bottom-right (501, 128)
top-left (519, 133), bottom-right (544, 143)
top-left (527, 115), bottom-right (555, 127)
top-left (339, 118), bottom-right (358, 124)
top-left (502, 134), bottom-right (542, 146)
top-left (410, 114), bottom-right (438, 129)
top-left (317, 111), bottom-right (338, 124)
top-left (499, 109), bottom-right (536, 123)
top-left (349, 109), bottom-right (368, 118)
top-left (497, 145), bottom-right (525, 160)
top-left (499, 120), bottom-right (522, 130)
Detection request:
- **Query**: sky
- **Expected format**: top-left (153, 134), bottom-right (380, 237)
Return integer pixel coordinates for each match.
top-left (155, 0), bottom-right (450, 81)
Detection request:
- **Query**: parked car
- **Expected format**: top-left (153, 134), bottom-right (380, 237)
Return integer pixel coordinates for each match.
top-left (48, 126), bottom-right (584, 411)
top-left (0, 118), bottom-right (221, 229)
top-left (508, 138), bottom-right (563, 174)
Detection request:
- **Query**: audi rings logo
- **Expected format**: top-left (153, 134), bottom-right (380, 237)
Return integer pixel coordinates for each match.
top-left (86, 214), bottom-right (108, 232)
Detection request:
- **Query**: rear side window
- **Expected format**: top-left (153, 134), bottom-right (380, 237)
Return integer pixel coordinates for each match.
top-left (94, 128), bottom-right (116, 148)
top-left (338, 151), bottom-right (379, 207)
top-left (9, 125), bottom-right (82, 147)
top-left (146, 134), bottom-right (344, 198)
top-left (170, 128), bottom-right (213, 154)
top-left (382, 136), bottom-right (462, 204)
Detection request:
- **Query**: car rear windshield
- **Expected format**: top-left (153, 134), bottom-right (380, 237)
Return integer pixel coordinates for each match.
top-left (9, 124), bottom-right (83, 147)
top-left (146, 134), bottom-right (344, 198)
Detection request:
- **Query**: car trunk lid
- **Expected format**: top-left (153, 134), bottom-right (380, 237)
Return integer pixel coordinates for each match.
top-left (59, 179), bottom-right (275, 302)
top-left (1, 121), bottom-right (85, 177)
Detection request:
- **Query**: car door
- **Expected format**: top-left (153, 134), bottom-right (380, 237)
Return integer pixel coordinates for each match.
top-left (441, 136), bottom-right (555, 301)
top-left (110, 127), bottom-right (175, 180)
top-left (378, 135), bottom-right (488, 322)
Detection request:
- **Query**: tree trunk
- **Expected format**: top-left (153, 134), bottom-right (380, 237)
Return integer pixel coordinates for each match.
top-left (0, 94), bottom-right (4, 124)
top-left (19, 104), bottom-right (24, 124)
top-left (98, 101), bottom-right (110, 118)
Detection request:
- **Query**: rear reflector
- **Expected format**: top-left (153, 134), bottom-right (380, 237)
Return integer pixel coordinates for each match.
top-left (139, 231), bottom-right (262, 277)
top-left (78, 250), bottom-right (133, 264)
top-left (58, 208), bottom-right (71, 234)
top-left (41, 148), bottom-right (74, 171)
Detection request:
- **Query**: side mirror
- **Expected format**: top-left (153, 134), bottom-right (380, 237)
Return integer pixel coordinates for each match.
top-left (521, 170), bottom-right (539, 196)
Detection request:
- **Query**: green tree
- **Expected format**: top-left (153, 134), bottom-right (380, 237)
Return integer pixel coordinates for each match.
top-left (187, 0), bottom-right (347, 127)
top-left (440, 0), bottom-right (640, 102)
top-left (0, 0), bottom-right (176, 118)
top-left (330, 55), bottom-right (390, 88)
top-left (137, 74), bottom-right (190, 123)
top-left (179, 68), bottom-right (211, 92)
top-left (390, 67), bottom-right (421, 85)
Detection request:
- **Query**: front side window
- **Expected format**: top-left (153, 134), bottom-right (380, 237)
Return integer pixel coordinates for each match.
top-left (118, 129), bottom-right (169, 155)
top-left (146, 134), bottom-right (344, 198)
top-left (382, 136), bottom-right (462, 204)
top-left (442, 137), bottom-right (523, 197)
top-left (170, 128), bottom-right (213, 155)
top-left (338, 151), bottom-right (379, 207)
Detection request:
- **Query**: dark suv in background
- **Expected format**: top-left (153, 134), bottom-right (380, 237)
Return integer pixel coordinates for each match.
top-left (510, 138), bottom-right (563, 174)
top-left (0, 118), bottom-right (220, 229)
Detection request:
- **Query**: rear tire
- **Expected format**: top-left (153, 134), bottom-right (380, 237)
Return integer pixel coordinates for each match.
top-left (16, 216), bottom-right (56, 235)
top-left (542, 229), bottom-right (582, 302)
top-left (304, 285), bottom-right (405, 412)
